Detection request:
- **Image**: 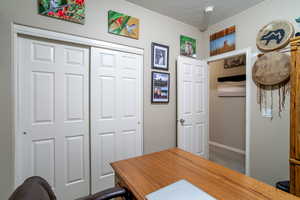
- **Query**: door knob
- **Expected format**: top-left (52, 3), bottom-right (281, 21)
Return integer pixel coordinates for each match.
top-left (179, 119), bottom-right (185, 125)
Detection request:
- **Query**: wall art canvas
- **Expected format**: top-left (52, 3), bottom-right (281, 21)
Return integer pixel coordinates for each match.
top-left (151, 43), bottom-right (169, 71)
top-left (38, 0), bottom-right (85, 24)
top-left (210, 26), bottom-right (236, 56)
top-left (180, 35), bottom-right (196, 58)
top-left (152, 72), bottom-right (170, 103)
top-left (108, 10), bottom-right (140, 39)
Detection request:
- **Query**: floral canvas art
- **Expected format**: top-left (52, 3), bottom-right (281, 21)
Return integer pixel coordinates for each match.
top-left (108, 10), bottom-right (140, 39)
top-left (38, 0), bottom-right (85, 24)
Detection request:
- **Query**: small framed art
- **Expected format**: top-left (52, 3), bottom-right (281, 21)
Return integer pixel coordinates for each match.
top-left (151, 43), bottom-right (169, 71)
top-left (151, 72), bottom-right (170, 103)
top-left (180, 35), bottom-right (196, 58)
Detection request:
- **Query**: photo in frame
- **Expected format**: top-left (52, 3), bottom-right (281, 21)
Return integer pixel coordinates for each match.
top-left (151, 43), bottom-right (169, 71)
top-left (151, 72), bottom-right (170, 103)
top-left (108, 10), bottom-right (140, 39)
top-left (38, 0), bottom-right (85, 24)
top-left (180, 35), bottom-right (196, 58)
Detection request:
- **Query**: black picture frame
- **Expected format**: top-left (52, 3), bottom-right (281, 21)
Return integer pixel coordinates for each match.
top-left (151, 42), bottom-right (169, 71)
top-left (151, 71), bottom-right (170, 104)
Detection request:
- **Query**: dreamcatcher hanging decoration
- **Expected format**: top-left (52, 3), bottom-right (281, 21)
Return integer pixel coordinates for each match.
top-left (252, 52), bottom-right (291, 117)
top-left (254, 20), bottom-right (294, 118)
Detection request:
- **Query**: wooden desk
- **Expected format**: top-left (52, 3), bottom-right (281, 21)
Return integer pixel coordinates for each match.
top-left (111, 148), bottom-right (299, 200)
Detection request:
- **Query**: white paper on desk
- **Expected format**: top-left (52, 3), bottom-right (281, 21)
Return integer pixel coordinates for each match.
top-left (145, 180), bottom-right (217, 200)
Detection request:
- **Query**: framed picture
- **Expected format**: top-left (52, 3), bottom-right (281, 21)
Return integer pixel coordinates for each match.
top-left (224, 54), bottom-right (246, 69)
top-left (108, 10), bottom-right (140, 39)
top-left (38, 0), bottom-right (85, 24)
top-left (210, 26), bottom-right (236, 56)
top-left (151, 72), bottom-right (170, 103)
top-left (151, 43), bottom-right (169, 71)
top-left (180, 35), bottom-right (196, 58)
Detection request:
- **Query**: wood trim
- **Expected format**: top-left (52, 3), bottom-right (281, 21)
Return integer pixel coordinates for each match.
top-left (290, 37), bottom-right (300, 196)
top-left (290, 158), bottom-right (300, 166)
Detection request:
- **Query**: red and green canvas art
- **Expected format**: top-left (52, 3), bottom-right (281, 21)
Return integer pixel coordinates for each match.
top-left (108, 10), bottom-right (140, 39)
top-left (38, 0), bottom-right (85, 24)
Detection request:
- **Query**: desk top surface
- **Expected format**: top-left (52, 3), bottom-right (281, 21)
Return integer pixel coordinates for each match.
top-left (111, 148), bottom-right (298, 200)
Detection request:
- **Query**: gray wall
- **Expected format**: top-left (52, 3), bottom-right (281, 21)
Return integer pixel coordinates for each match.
top-left (0, 0), bottom-right (202, 198)
top-left (209, 60), bottom-right (246, 151)
top-left (202, 0), bottom-right (300, 186)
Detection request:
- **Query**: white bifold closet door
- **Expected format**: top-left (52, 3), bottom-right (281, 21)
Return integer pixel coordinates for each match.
top-left (18, 37), bottom-right (90, 200)
top-left (91, 47), bottom-right (143, 194)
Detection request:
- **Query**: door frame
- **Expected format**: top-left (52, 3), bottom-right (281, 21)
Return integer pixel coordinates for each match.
top-left (11, 24), bottom-right (144, 188)
top-left (205, 48), bottom-right (252, 176)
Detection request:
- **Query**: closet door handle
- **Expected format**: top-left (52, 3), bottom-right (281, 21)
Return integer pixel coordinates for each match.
top-left (179, 119), bottom-right (185, 125)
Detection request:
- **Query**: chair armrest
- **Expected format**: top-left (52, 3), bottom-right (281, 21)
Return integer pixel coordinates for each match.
top-left (78, 187), bottom-right (131, 200)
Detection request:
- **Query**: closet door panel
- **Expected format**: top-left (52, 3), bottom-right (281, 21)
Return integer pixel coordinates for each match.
top-left (91, 48), bottom-right (142, 194)
top-left (65, 135), bottom-right (85, 184)
top-left (32, 71), bottom-right (55, 124)
top-left (65, 74), bottom-right (84, 121)
top-left (60, 45), bottom-right (90, 200)
top-left (117, 52), bottom-right (141, 161)
top-left (19, 37), bottom-right (90, 200)
top-left (91, 48), bottom-right (118, 193)
top-left (32, 139), bottom-right (55, 187)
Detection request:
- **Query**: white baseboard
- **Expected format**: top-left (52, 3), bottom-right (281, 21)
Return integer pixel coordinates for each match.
top-left (209, 141), bottom-right (245, 155)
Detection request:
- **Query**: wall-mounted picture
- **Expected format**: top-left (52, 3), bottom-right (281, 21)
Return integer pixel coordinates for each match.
top-left (38, 0), bottom-right (85, 24)
top-left (151, 43), bottom-right (169, 71)
top-left (152, 72), bottom-right (170, 103)
top-left (108, 10), bottom-right (140, 39)
top-left (180, 35), bottom-right (196, 58)
top-left (210, 26), bottom-right (236, 56)
top-left (224, 54), bottom-right (246, 69)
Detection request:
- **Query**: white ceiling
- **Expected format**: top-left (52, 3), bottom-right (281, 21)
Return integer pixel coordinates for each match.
top-left (126, 0), bottom-right (264, 28)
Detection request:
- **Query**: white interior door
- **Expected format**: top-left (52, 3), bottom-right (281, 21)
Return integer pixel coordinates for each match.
top-left (91, 47), bottom-right (143, 194)
top-left (18, 37), bottom-right (90, 199)
top-left (177, 56), bottom-right (208, 158)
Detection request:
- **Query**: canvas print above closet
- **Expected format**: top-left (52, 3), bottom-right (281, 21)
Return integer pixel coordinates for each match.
top-left (38, 0), bottom-right (85, 24)
top-left (108, 10), bottom-right (140, 39)
top-left (180, 35), bottom-right (196, 58)
top-left (210, 26), bottom-right (236, 56)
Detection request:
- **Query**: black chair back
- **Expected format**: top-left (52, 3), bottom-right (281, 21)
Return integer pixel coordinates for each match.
top-left (9, 176), bottom-right (56, 200)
